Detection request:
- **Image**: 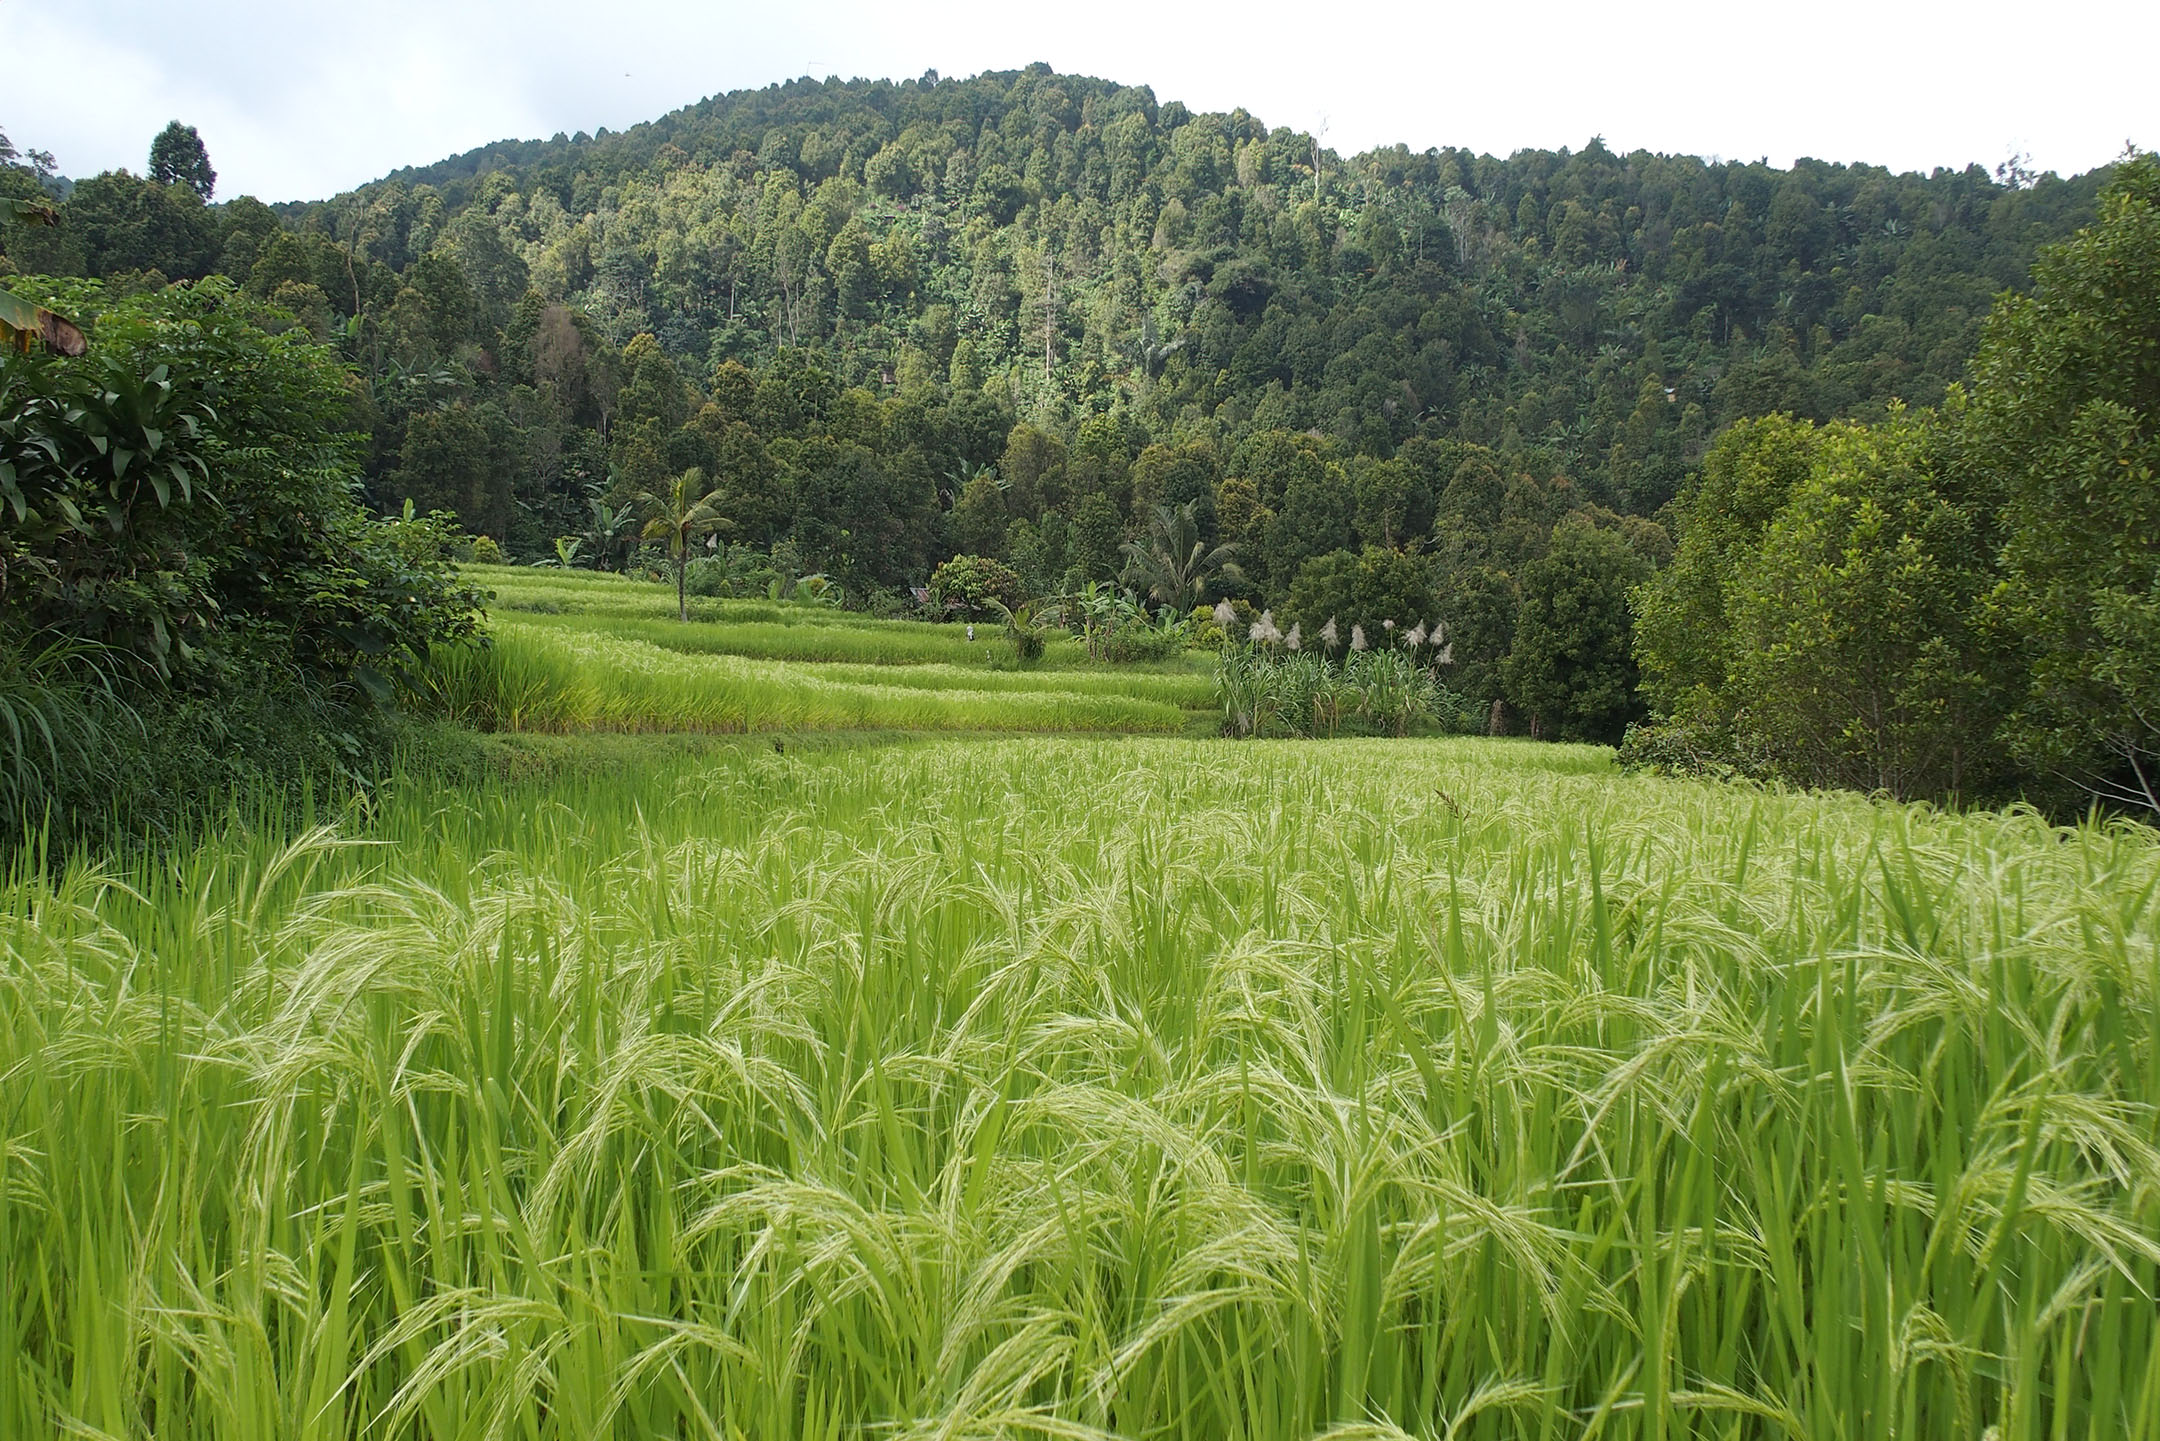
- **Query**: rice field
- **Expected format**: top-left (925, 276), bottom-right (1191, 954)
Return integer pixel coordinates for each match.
top-left (421, 621), bottom-right (1199, 735)
top-left (6, 735), bottom-right (2157, 1438)
top-left (474, 567), bottom-right (1209, 676)
top-left (431, 567), bottom-right (1214, 737)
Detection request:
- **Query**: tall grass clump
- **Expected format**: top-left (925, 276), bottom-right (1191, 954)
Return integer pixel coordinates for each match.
top-left (2, 736), bottom-right (2155, 1437)
top-left (1218, 648), bottom-right (1477, 737)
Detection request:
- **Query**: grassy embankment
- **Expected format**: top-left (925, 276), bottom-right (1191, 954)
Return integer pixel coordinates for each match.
top-left (4, 735), bottom-right (2156, 1437)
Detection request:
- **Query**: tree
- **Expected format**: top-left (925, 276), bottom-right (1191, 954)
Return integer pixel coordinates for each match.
top-left (1971, 151), bottom-right (2160, 813)
top-left (1505, 517), bottom-right (1650, 742)
top-left (1435, 563), bottom-right (1519, 716)
top-left (1283, 546), bottom-right (1440, 648)
top-left (148, 121), bottom-right (216, 199)
top-left (1069, 493), bottom-right (1124, 585)
top-left (61, 169), bottom-right (220, 280)
top-left (1723, 412), bottom-right (1999, 800)
top-left (946, 473), bottom-right (1011, 558)
top-left (391, 406), bottom-right (511, 538)
top-left (1632, 414), bottom-right (1821, 720)
top-left (638, 467), bottom-right (730, 621)
top-left (927, 554), bottom-right (1023, 618)
top-left (1120, 501), bottom-right (1241, 613)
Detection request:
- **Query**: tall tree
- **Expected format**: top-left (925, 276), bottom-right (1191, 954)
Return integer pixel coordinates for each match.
top-left (148, 121), bottom-right (216, 199)
top-left (1723, 412), bottom-right (1999, 800)
top-left (1973, 151), bottom-right (2160, 813)
top-left (1505, 517), bottom-right (1650, 742)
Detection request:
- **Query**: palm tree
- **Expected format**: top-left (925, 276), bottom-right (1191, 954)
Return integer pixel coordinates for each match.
top-left (637, 467), bottom-right (730, 621)
top-left (1120, 501), bottom-right (1241, 614)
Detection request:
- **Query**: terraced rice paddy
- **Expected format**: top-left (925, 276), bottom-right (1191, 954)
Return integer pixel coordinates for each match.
top-left (5, 734), bottom-right (2156, 1438)
top-left (436, 567), bottom-right (1214, 735)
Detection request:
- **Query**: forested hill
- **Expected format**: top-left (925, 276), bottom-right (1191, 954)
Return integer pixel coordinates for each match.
top-left (1, 66), bottom-right (2108, 583)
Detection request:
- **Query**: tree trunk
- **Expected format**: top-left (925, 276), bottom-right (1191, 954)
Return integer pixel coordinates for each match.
top-left (677, 556), bottom-right (688, 622)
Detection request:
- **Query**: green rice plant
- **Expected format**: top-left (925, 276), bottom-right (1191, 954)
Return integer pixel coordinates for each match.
top-left (2, 737), bottom-right (2155, 1438)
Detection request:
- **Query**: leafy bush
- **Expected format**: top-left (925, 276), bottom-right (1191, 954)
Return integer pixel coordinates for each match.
top-left (0, 277), bottom-right (487, 849)
top-left (1099, 620), bottom-right (1184, 664)
top-left (1, 278), bottom-right (485, 685)
top-left (927, 554), bottom-right (1023, 618)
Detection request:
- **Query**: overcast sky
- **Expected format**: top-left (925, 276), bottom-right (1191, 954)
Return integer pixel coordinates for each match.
top-left (3, 0), bottom-right (2151, 203)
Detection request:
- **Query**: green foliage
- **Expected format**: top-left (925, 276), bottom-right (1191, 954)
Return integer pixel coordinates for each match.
top-left (1283, 545), bottom-right (1440, 649)
top-left (1119, 499), bottom-right (1241, 612)
top-left (1504, 516), bottom-right (1650, 742)
top-left (1632, 413), bottom-right (1821, 719)
top-left (0, 278), bottom-right (485, 846)
top-left (987, 597), bottom-right (1049, 666)
top-left (147, 121), bottom-right (216, 199)
top-left (389, 403), bottom-right (514, 537)
top-left (1, 279), bottom-right (483, 681)
top-left (1970, 152), bottom-right (2160, 812)
top-left (636, 465), bottom-right (730, 620)
top-left (1629, 151), bottom-right (2160, 811)
top-left (1215, 646), bottom-right (1448, 738)
top-left (11, 79), bottom-right (2111, 564)
top-left (1725, 410), bottom-right (2000, 798)
top-left (927, 552), bottom-right (1023, 617)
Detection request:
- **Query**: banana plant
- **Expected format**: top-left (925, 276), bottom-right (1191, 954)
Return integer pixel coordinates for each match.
top-left (0, 208), bottom-right (86, 356)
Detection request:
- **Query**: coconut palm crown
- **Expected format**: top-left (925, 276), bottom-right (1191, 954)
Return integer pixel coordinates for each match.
top-left (638, 466), bottom-right (731, 621)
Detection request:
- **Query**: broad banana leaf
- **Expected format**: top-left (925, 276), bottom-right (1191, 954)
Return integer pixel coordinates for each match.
top-left (0, 289), bottom-right (86, 356)
top-left (1, 200), bottom-right (88, 355)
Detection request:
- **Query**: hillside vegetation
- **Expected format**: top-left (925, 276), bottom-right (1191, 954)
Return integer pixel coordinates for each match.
top-left (1, 68), bottom-right (2105, 557)
top-left (7, 73), bottom-right (2140, 801)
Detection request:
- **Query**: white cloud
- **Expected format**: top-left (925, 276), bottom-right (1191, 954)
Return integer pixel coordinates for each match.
top-left (3, 0), bottom-right (2149, 201)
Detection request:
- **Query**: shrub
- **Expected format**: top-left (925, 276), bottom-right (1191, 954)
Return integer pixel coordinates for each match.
top-left (0, 276), bottom-right (486, 848)
top-left (927, 554), bottom-right (1024, 618)
top-left (0, 278), bottom-right (485, 686)
top-left (1100, 622), bottom-right (1184, 664)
